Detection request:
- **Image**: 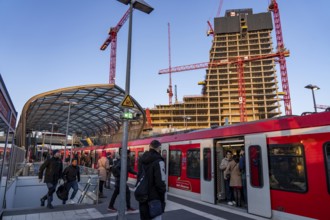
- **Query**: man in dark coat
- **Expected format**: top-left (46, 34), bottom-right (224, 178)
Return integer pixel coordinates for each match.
top-left (108, 148), bottom-right (137, 212)
top-left (62, 157), bottom-right (80, 204)
top-left (138, 140), bottom-right (166, 220)
top-left (38, 150), bottom-right (63, 209)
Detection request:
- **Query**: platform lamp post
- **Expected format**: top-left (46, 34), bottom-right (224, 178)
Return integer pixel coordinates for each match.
top-left (116, 0), bottom-right (153, 219)
top-left (63, 101), bottom-right (77, 163)
top-left (183, 116), bottom-right (191, 130)
top-left (304, 84), bottom-right (320, 113)
top-left (48, 122), bottom-right (57, 152)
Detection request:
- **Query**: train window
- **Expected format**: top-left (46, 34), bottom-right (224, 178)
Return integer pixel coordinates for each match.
top-left (162, 150), bottom-right (167, 173)
top-left (249, 145), bottom-right (263, 187)
top-left (268, 143), bottom-right (307, 192)
top-left (169, 150), bottom-right (181, 176)
top-left (203, 148), bottom-right (212, 181)
top-left (129, 151), bottom-right (136, 169)
top-left (325, 143), bottom-right (330, 194)
top-left (187, 149), bottom-right (200, 179)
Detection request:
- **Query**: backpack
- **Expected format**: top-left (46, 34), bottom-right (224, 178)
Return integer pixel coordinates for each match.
top-left (112, 159), bottom-right (121, 178)
top-left (134, 165), bottom-right (149, 202)
top-left (56, 184), bottom-right (68, 201)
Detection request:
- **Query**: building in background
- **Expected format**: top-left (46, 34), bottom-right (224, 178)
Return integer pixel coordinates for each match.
top-left (148, 9), bottom-right (282, 133)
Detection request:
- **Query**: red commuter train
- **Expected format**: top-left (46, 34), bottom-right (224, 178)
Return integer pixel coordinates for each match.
top-left (74, 111), bottom-right (330, 220)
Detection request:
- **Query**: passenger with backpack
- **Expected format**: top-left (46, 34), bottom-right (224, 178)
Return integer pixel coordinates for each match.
top-left (107, 148), bottom-right (137, 212)
top-left (137, 140), bottom-right (166, 220)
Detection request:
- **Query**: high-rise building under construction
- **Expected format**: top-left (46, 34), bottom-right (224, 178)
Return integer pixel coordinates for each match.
top-left (148, 9), bottom-right (282, 133)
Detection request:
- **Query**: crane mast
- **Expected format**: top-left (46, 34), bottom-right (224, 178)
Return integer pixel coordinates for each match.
top-left (100, 8), bottom-right (131, 84)
top-left (268, 0), bottom-right (292, 115)
top-left (167, 23), bottom-right (173, 105)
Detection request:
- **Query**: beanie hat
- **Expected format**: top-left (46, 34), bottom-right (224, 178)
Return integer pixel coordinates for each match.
top-left (150, 140), bottom-right (161, 149)
top-left (52, 150), bottom-right (59, 155)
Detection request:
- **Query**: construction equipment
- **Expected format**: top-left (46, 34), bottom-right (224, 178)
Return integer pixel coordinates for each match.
top-left (100, 8), bottom-right (131, 84)
top-left (207, 0), bottom-right (224, 37)
top-left (268, 0), bottom-right (292, 115)
top-left (159, 50), bottom-right (290, 122)
top-left (167, 23), bottom-right (173, 105)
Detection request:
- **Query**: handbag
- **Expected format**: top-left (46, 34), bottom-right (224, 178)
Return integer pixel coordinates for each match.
top-left (148, 200), bottom-right (163, 218)
top-left (56, 184), bottom-right (68, 201)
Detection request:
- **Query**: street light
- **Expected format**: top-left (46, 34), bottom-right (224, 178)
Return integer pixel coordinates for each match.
top-left (116, 0), bottom-right (153, 219)
top-left (48, 122), bottom-right (57, 151)
top-left (304, 84), bottom-right (320, 112)
top-left (183, 116), bottom-right (191, 130)
top-left (63, 101), bottom-right (77, 163)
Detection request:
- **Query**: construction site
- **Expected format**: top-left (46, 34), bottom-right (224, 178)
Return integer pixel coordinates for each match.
top-left (144, 1), bottom-right (292, 134)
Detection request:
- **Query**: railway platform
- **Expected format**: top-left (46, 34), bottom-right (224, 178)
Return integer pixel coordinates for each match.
top-left (2, 187), bottom-right (267, 220)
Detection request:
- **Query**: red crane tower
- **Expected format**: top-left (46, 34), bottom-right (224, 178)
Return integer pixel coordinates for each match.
top-left (167, 23), bottom-right (173, 105)
top-left (268, 0), bottom-right (292, 115)
top-left (159, 50), bottom-right (290, 122)
top-left (100, 8), bottom-right (131, 84)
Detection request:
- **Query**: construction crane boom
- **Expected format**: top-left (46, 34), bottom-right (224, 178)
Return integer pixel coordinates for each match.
top-left (100, 8), bottom-right (131, 84)
top-left (159, 50), bottom-right (290, 75)
top-left (158, 50), bottom-right (290, 122)
top-left (268, 0), bottom-right (292, 115)
top-left (207, 0), bottom-right (224, 37)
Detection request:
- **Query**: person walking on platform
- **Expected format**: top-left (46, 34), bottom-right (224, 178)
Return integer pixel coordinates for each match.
top-left (98, 151), bottom-right (110, 198)
top-left (108, 148), bottom-right (137, 212)
top-left (105, 152), bottom-right (113, 189)
top-left (62, 158), bottom-right (80, 204)
top-left (137, 140), bottom-right (166, 220)
top-left (38, 150), bottom-right (63, 209)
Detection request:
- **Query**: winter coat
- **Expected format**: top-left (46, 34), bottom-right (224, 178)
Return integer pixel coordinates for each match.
top-left (63, 165), bottom-right (80, 183)
top-left (38, 157), bottom-right (63, 183)
top-left (224, 160), bottom-right (242, 187)
top-left (138, 149), bottom-right (166, 204)
top-left (97, 156), bottom-right (110, 181)
top-left (220, 157), bottom-right (232, 171)
top-left (113, 157), bottom-right (137, 185)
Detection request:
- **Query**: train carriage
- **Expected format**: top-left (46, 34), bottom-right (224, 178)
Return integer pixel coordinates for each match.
top-left (80, 111), bottom-right (330, 220)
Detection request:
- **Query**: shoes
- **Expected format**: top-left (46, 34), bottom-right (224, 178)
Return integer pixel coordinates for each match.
top-left (107, 207), bottom-right (117, 212)
top-left (227, 201), bottom-right (233, 206)
top-left (69, 199), bottom-right (75, 204)
top-left (47, 204), bottom-right (54, 209)
top-left (99, 193), bottom-right (107, 198)
top-left (127, 207), bottom-right (136, 212)
top-left (40, 199), bottom-right (45, 207)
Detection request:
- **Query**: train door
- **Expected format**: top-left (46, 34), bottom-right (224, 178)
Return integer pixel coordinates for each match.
top-left (161, 143), bottom-right (169, 192)
top-left (200, 139), bottom-right (215, 204)
top-left (245, 134), bottom-right (271, 218)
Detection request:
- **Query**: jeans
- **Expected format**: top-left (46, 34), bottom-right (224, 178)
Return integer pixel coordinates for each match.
top-left (225, 178), bottom-right (233, 201)
top-left (41, 182), bottom-right (57, 206)
top-left (108, 182), bottom-right (131, 208)
top-left (66, 180), bottom-right (78, 200)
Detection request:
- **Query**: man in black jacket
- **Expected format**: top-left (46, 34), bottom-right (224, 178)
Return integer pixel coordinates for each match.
top-left (39, 150), bottom-right (63, 209)
top-left (108, 148), bottom-right (137, 212)
top-left (138, 140), bottom-right (166, 220)
top-left (62, 158), bottom-right (80, 204)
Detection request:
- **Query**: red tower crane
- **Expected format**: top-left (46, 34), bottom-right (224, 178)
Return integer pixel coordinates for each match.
top-left (100, 8), bottom-right (131, 84)
top-left (207, 0), bottom-right (224, 37)
top-left (167, 23), bottom-right (173, 105)
top-left (159, 50), bottom-right (290, 122)
top-left (268, 0), bottom-right (292, 115)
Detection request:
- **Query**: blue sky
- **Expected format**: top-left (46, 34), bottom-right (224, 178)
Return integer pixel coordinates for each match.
top-left (1, 0), bottom-right (329, 118)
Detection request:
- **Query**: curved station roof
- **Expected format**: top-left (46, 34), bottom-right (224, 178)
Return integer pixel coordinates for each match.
top-left (15, 84), bottom-right (146, 148)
